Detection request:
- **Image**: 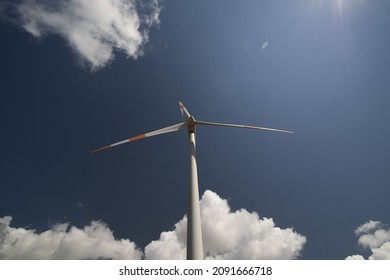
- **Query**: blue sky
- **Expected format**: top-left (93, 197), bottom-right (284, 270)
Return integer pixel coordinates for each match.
top-left (1, 0), bottom-right (390, 259)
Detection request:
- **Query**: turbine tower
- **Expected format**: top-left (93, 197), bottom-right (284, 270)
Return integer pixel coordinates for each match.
top-left (92, 101), bottom-right (293, 260)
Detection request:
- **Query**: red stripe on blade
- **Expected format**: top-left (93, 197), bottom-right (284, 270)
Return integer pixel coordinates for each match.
top-left (91, 145), bottom-right (111, 154)
top-left (128, 134), bottom-right (146, 142)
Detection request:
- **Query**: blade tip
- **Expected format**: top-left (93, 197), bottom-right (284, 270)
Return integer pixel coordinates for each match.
top-left (90, 145), bottom-right (110, 154)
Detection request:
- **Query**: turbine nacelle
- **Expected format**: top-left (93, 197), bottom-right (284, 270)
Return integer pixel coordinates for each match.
top-left (187, 116), bottom-right (196, 133)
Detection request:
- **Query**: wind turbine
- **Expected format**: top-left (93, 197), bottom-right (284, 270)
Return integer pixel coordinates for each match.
top-left (91, 101), bottom-right (293, 260)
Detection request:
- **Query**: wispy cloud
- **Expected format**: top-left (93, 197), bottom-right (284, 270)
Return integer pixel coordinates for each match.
top-left (0, 190), bottom-right (306, 260)
top-left (0, 216), bottom-right (142, 259)
top-left (145, 190), bottom-right (306, 260)
top-left (1, 0), bottom-right (161, 70)
top-left (346, 220), bottom-right (390, 260)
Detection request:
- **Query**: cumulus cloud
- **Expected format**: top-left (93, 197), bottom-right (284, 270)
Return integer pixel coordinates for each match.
top-left (145, 190), bottom-right (306, 259)
top-left (1, 190), bottom-right (306, 260)
top-left (345, 254), bottom-right (365, 260)
top-left (346, 220), bottom-right (390, 260)
top-left (0, 216), bottom-right (142, 259)
top-left (355, 220), bottom-right (381, 235)
top-left (1, 0), bottom-right (161, 70)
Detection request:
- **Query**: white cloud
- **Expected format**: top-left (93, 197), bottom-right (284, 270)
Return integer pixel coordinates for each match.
top-left (145, 190), bottom-right (306, 259)
top-left (345, 254), bottom-right (365, 260)
top-left (3, 0), bottom-right (161, 70)
top-left (346, 221), bottom-right (390, 260)
top-left (1, 190), bottom-right (306, 260)
top-left (355, 220), bottom-right (381, 235)
top-left (358, 229), bottom-right (390, 250)
top-left (370, 242), bottom-right (390, 260)
top-left (0, 216), bottom-right (142, 259)
top-left (145, 220), bottom-right (187, 260)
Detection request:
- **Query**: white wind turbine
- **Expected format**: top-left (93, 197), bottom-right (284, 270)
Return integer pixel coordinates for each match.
top-left (92, 101), bottom-right (293, 260)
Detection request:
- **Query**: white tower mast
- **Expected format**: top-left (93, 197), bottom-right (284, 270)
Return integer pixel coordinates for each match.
top-left (186, 117), bottom-right (204, 259)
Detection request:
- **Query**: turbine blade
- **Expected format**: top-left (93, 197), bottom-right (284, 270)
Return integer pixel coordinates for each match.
top-left (91, 122), bottom-right (186, 153)
top-left (178, 100), bottom-right (191, 120)
top-left (194, 120), bottom-right (294, 134)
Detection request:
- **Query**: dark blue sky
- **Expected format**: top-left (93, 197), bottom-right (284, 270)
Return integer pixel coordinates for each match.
top-left (1, 0), bottom-right (390, 259)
